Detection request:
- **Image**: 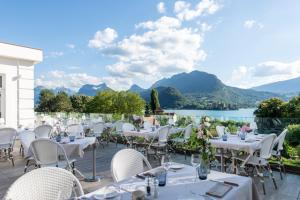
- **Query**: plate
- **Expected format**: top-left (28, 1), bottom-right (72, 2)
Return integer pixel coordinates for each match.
top-left (93, 187), bottom-right (120, 199)
top-left (170, 163), bottom-right (185, 170)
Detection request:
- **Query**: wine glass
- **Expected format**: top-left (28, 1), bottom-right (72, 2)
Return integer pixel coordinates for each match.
top-left (161, 156), bottom-right (171, 171)
top-left (191, 154), bottom-right (200, 181)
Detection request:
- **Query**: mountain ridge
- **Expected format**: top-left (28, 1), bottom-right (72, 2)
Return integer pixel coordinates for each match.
top-left (35, 70), bottom-right (286, 109)
top-left (252, 76), bottom-right (300, 94)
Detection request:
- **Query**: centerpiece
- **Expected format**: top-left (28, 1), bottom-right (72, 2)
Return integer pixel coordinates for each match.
top-left (188, 116), bottom-right (215, 179)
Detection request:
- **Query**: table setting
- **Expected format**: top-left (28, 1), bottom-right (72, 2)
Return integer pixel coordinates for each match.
top-left (80, 163), bottom-right (259, 200)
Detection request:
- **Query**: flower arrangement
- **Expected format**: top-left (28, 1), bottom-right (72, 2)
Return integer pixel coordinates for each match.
top-left (188, 116), bottom-right (215, 163)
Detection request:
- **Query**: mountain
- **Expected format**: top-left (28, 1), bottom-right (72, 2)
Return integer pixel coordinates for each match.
top-left (128, 84), bottom-right (146, 93)
top-left (252, 76), bottom-right (300, 94)
top-left (35, 70), bottom-right (285, 109)
top-left (140, 87), bottom-right (187, 109)
top-left (150, 71), bottom-right (282, 109)
top-left (77, 83), bottom-right (111, 96)
top-left (152, 71), bottom-right (223, 94)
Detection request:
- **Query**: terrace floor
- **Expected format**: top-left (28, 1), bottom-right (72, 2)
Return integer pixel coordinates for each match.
top-left (0, 141), bottom-right (299, 200)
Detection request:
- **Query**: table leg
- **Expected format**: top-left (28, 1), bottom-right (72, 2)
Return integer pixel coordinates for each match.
top-left (84, 143), bottom-right (100, 182)
top-left (220, 148), bottom-right (224, 172)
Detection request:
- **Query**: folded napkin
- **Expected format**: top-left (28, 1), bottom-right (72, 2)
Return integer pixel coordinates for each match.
top-left (206, 182), bottom-right (232, 198)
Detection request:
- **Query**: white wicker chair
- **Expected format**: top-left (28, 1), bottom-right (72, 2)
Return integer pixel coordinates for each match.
top-left (34, 124), bottom-right (52, 139)
top-left (272, 129), bottom-right (288, 179)
top-left (122, 123), bottom-right (135, 132)
top-left (5, 167), bottom-right (83, 200)
top-left (170, 124), bottom-right (192, 159)
top-left (28, 138), bottom-right (83, 177)
top-left (216, 125), bottom-right (225, 137)
top-left (91, 122), bottom-right (105, 137)
top-left (236, 134), bottom-right (277, 195)
top-left (122, 123), bottom-right (136, 147)
top-left (111, 149), bottom-right (152, 182)
top-left (0, 128), bottom-right (17, 166)
top-left (66, 124), bottom-right (84, 138)
top-left (111, 120), bottom-right (124, 147)
top-left (148, 126), bottom-right (170, 162)
top-left (143, 121), bottom-right (152, 130)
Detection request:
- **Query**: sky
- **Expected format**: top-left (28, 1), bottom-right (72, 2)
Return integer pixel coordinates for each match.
top-left (1, 0), bottom-right (300, 91)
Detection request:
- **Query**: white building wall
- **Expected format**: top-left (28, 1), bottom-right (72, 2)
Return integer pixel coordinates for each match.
top-left (0, 57), bottom-right (18, 128)
top-left (0, 42), bottom-right (42, 129)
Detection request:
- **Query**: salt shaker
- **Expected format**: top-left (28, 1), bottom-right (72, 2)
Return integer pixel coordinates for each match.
top-left (153, 179), bottom-right (159, 199)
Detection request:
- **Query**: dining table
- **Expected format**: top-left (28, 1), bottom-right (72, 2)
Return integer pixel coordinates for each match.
top-left (82, 163), bottom-right (260, 200)
top-left (209, 133), bottom-right (266, 173)
top-left (122, 126), bottom-right (185, 148)
top-left (18, 130), bottom-right (100, 182)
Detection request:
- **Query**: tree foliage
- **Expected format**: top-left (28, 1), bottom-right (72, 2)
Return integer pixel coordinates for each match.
top-left (85, 90), bottom-right (145, 115)
top-left (52, 92), bottom-right (73, 112)
top-left (70, 95), bottom-right (92, 113)
top-left (254, 98), bottom-right (286, 118)
top-left (254, 96), bottom-right (300, 118)
top-left (36, 89), bottom-right (56, 112)
top-left (150, 89), bottom-right (160, 114)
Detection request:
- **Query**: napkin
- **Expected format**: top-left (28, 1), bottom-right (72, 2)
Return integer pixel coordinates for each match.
top-left (206, 182), bottom-right (232, 198)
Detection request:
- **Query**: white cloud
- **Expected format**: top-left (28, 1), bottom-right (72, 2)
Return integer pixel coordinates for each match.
top-left (200, 22), bottom-right (212, 32)
top-left (102, 16), bottom-right (206, 84)
top-left (36, 71), bottom-right (101, 91)
top-left (174, 0), bottom-right (220, 21)
top-left (66, 43), bottom-right (75, 49)
top-left (227, 59), bottom-right (300, 88)
top-left (88, 28), bottom-right (118, 49)
top-left (45, 51), bottom-right (64, 59)
top-left (49, 70), bottom-right (65, 78)
top-left (157, 2), bottom-right (166, 13)
top-left (244, 20), bottom-right (264, 29)
top-left (135, 16), bottom-right (181, 30)
top-left (36, 70), bottom-right (133, 91)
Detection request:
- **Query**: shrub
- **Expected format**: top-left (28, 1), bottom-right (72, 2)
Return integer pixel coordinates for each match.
top-left (286, 124), bottom-right (300, 146)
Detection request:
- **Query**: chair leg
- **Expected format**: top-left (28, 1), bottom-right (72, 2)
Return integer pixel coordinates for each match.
top-left (24, 159), bottom-right (31, 173)
top-left (268, 164), bottom-right (277, 190)
top-left (8, 148), bottom-right (14, 167)
top-left (72, 162), bottom-right (75, 175)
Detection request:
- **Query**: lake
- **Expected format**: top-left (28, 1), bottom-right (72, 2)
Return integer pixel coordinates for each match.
top-left (164, 108), bottom-right (256, 123)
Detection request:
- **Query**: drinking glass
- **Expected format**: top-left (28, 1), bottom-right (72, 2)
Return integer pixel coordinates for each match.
top-left (197, 163), bottom-right (208, 180)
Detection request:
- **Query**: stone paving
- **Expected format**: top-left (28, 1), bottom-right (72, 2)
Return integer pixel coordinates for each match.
top-left (0, 141), bottom-right (299, 200)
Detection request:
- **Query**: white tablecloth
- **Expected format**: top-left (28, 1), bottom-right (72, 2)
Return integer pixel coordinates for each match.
top-left (123, 127), bottom-right (185, 140)
top-left (19, 131), bottom-right (97, 158)
top-left (84, 164), bottom-right (260, 200)
top-left (210, 134), bottom-right (266, 154)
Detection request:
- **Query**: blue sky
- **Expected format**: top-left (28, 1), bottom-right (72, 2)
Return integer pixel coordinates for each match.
top-left (1, 0), bottom-right (300, 91)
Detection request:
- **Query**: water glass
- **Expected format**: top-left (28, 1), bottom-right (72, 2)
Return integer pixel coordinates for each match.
top-left (240, 132), bottom-right (246, 140)
top-left (156, 170), bottom-right (167, 186)
top-left (197, 164), bottom-right (208, 180)
top-left (222, 134), bottom-right (228, 141)
top-left (69, 135), bottom-right (75, 142)
top-left (56, 135), bottom-right (61, 142)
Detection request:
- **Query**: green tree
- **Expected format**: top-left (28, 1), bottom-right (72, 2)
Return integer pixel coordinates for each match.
top-left (145, 103), bottom-right (151, 116)
top-left (123, 92), bottom-right (145, 115)
top-left (70, 95), bottom-right (92, 113)
top-left (284, 96), bottom-right (300, 118)
top-left (35, 89), bottom-right (55, 112)
top-left (254, 98), bottom-right (286, 118)
top-left (150, 89), bottom-right (160, 114)
top-left (52, 91), bottom-right (73, 112)
top-left (86, 90), bottom-right (145, 115)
